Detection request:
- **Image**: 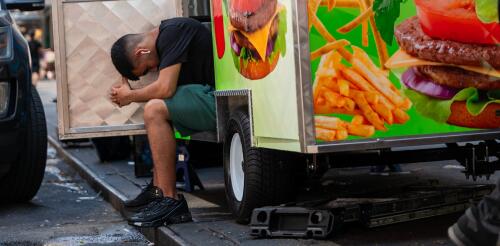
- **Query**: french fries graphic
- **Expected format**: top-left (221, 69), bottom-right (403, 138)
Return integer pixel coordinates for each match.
top-left (309, 0), bottom-right (411, 141)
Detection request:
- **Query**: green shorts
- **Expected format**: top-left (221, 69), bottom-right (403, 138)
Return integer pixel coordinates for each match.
top-left (164, 84), bottom-right (216, 137)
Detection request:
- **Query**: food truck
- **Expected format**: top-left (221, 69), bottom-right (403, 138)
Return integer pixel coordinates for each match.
top-left (53, 0), bottom-right (500, 223)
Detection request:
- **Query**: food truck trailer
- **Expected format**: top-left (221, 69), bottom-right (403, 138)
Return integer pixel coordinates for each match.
top-left (53, 0), bottom-right (500, 223)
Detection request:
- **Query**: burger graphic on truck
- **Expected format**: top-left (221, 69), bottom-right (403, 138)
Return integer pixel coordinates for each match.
top-left (227, 0), bottom-right (287, 80)
top-left (386, 0), bottom-right (500, 129)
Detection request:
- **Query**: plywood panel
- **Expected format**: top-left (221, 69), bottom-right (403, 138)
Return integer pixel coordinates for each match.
top-left (61, 0), bottom-right (180, 129)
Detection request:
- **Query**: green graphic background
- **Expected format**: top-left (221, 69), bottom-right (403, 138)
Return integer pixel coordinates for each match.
top-left (211, 0), bottom-right (497, 151)
top-left (311, 2), bottom-right (481, 142)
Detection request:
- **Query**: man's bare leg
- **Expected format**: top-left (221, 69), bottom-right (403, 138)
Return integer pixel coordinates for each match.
top-left (143, 99), bottom-right (177, 199)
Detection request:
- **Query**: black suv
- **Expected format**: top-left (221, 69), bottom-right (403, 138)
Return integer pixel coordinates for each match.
top-left (0, 0), bottom-right (46, 202)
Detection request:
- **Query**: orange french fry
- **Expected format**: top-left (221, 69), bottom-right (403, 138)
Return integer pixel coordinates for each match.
top-left (337, 128), bottom-right (349, 140)
top-left (308, 0), bottom-right (322, 30)
top-left (374, 102), bottom-right (394, 125)
top-left (316, 127), bottom-right (336, 141)
top-left (351, 89), bottom-right (379, 105)
top-left (331, 107), bottom-right (363, 115)
top-left (315, 103), bottom-right (335, 114)
top-left (341, 68), bottom-right (377, 92)
top-left (352, 58), bottom-right (405, 107)
top-left (351, 115), bottom-right (365, 125)
top-left (311, 40), bottom-right (350, 61)
top-left (347, 124), bottom-right (376, 137)
top-left (351, 90), bottom-right (386, 130)
top-left (344, 98), bottom-right (356, 112)
top-left (352, 46), bottom-right (395, 89)
top-left (327, 0), bottom-right (336, 10)
top-left (317, 68), bottom-right (338, 78)
top-left (337, 7), bottom-right (373, 34)
top-left (321, 0), bottom-right (359, 8)
top-left (323, 87), bottom-right (347, 108)
top-left (364, 91), bottom-right (380, 105)
top-left (316, 77), bottom-right (337, 94)
top-left (338, 79), bottom-right (350, 97)
top-left (315, 116), bottom-right (347, 130)
top-left (310, 14), bottom-right (336, 42)
top-left (365, 4), bottom-right (389, 69)
top-left (400, 98), bottom-right (413, 111)
top-left (393, 108), bottom-right (410, 124)
top-left (356, 0), bottom-right (369, 47)
top-left (316, 96), bottom-right (326, 106)
top-left (337, 47), bottom-right (354, 62)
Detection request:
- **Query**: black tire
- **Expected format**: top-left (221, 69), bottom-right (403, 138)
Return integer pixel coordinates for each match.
top-left (0, 86), bottom-right (47, 202)
top-left (223, 110), bottom-right (299, 224)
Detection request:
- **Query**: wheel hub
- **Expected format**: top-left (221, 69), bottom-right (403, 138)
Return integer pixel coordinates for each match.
top-left (229, 133), bottom-right (244, 201)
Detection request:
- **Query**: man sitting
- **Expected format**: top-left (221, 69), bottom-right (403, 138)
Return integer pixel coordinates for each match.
top-left (109, 17), bottom-right (216, 227)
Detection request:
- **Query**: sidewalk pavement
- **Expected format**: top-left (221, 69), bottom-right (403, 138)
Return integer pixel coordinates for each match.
top-left (37, 80), bottom-right (335, 246)
top-left (36, 79), bottom-right (500, 246)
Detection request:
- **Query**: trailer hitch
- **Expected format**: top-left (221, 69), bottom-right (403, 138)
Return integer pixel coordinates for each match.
top-left (454, 141), bottom-right (500, 181)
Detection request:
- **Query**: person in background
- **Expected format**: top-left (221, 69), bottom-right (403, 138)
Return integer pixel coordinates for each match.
top-left (28, 31), bottom-right (43, 86)
top-left (448, 178), bottom-right (500, 246)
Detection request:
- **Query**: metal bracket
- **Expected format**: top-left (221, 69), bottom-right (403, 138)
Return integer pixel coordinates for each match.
top-left (459, 141), bottom-right (500, 181)
top-left (214, 89), bottom-right (253, 144)
top-left (250, 207), bottom-right (335, 239)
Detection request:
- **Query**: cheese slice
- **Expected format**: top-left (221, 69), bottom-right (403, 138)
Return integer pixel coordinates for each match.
top-left (228, 5), bottom-right (283, 61)
top-left (386, 49), bottom-right (500, 78)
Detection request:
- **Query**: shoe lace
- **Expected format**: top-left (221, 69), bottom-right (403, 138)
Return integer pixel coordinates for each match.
top-left (141, 198), bottom-right (179, 216)
top-left (137, 199), bottom-right (163, 214)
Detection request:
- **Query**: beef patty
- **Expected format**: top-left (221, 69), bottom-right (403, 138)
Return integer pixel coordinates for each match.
top-left (229, 0), bottom-right (277, 33)
top-left (395, 17), bottom-right (500, 70)
top-left (416, 65), bottom-right (500, 90)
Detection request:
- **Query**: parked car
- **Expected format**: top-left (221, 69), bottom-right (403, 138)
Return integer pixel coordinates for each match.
top-left (0, 0), bottom-right (46, 202)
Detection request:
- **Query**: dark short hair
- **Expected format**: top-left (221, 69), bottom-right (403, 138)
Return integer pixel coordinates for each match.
top-left (110, 34), bottom-right (142, 81)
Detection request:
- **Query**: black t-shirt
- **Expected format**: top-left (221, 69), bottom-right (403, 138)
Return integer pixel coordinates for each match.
top-left (156, 17), bottom-right (215, 87)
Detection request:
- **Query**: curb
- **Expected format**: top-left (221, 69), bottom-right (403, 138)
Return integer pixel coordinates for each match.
top-left (48, 135), bottom-right (190, 246)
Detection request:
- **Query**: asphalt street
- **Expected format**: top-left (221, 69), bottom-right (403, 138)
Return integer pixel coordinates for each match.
top-left (0, 146), bottom-right (150, 246)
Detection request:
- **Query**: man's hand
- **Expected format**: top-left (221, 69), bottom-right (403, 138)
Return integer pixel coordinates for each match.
top-left (110, 77), bottom-right (133, 107)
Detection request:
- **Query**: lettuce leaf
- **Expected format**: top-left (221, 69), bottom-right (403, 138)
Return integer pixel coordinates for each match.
top-left (476, 0), bottom-right (499, 23)
top-left (275, 7), bottom-right (287, 57)
top-left (404, 87), bottom-right (500, 123)
top-left (373, 0), bottom-right (407, 45)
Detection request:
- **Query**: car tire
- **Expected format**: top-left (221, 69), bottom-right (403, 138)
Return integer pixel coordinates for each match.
top-left (223, 110), bottom-right (299, 224)
top-left (0, 86), bottom-right (47, 202)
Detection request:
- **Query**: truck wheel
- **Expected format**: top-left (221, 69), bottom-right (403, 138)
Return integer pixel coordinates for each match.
top-left (223, 110), bottom-right (297, 224)
top-left (0, 86), bottom-right (47, 202)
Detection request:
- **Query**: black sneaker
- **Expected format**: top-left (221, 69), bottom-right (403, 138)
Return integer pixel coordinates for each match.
top-left (124, 181), bottom-right (163, 212)
top-left (448, 206), bottom-right (500, 246)
top-left (128, 194), bottom-right (192, 228)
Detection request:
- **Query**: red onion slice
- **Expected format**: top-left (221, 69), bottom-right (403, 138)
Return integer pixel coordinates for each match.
top-left (402, 68), bottom-right (459, 100)
top-left (230, 33), bottom-right (241, 56)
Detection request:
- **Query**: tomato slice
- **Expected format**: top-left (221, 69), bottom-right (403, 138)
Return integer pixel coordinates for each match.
top-left (229, 0), bottom-right (264, 13)
top-left (414, 0), bottom-right (500, 45)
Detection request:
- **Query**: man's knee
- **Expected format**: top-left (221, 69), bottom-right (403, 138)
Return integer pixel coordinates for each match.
top-left (144, 99), bottom-right (169, 124)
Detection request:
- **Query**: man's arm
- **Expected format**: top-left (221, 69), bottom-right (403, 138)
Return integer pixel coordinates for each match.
top-left (130, 63), bottom-right (181, 102)
top-left (110, 63), bottom-right (181, 107)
